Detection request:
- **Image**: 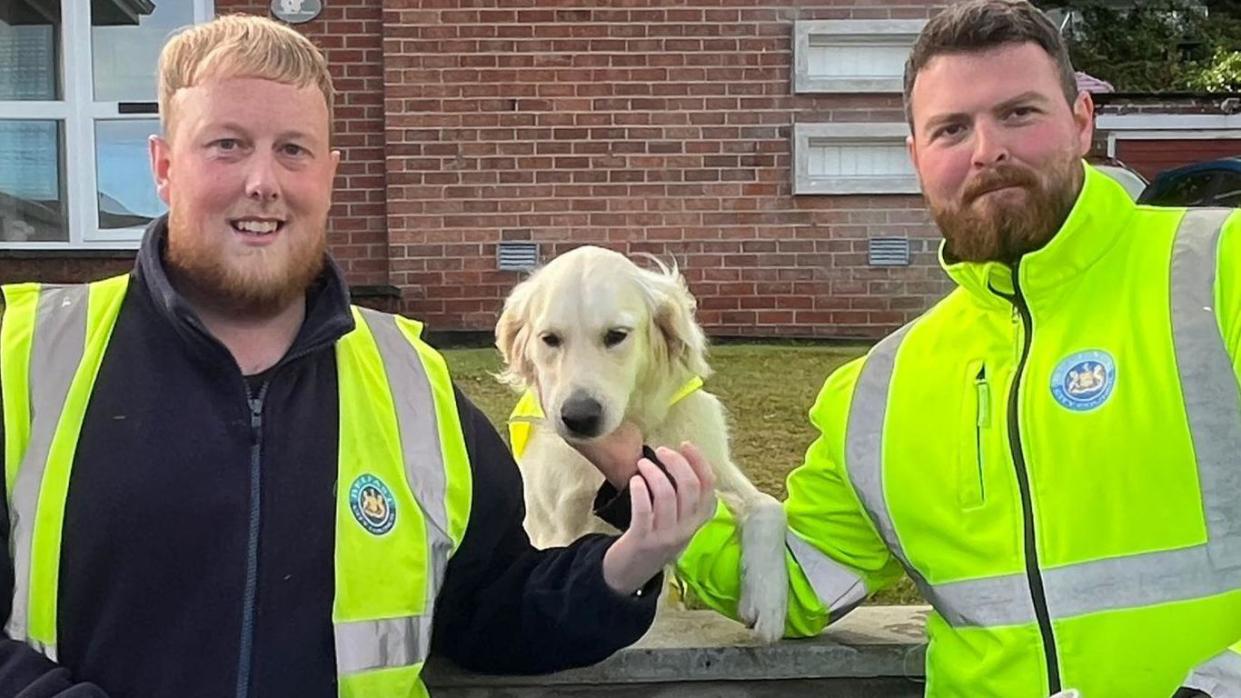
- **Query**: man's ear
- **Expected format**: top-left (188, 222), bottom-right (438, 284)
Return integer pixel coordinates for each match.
top-left (149, 134), bottom-right (173, 206)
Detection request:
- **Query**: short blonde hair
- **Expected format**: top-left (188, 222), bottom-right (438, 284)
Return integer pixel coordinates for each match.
top-left (158, 14), bottom-right (335, 137)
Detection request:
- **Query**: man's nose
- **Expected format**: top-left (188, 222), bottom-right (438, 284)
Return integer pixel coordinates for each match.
top-left (971, 120), bottom-right (1010, 168)
top-left (245, 152), bottom-right (281, 202)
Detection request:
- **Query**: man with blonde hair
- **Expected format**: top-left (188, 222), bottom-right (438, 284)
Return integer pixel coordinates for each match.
top-left (0, 14), bottom-right (715, 697)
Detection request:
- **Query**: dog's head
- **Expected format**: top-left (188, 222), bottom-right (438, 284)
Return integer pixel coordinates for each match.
top-left (496, 245), bottom-right (710, 443)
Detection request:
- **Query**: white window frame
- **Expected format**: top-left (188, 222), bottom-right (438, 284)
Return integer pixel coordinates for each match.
top-left (0, 0), bottom-right (214, 250)
top-left (792, 122), bottom-right (919, 195)
top-left (793, 20), bottom-right (927, 94)
top-left (1098, 114), bottom-right (1241, 158)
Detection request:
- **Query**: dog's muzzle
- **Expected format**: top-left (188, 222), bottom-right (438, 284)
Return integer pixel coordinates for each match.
top-left (560, 394), bottom-right (603, 438)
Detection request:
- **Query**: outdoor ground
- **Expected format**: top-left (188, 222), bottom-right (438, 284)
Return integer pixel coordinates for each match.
top-left (443, 341), bottom-right (922, 605)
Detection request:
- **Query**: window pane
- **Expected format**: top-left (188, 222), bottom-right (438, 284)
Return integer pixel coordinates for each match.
top-left (0, 1), bottom-right (62, 100)
top-left (96, 119), bottom-right (164, 229)
top-left (92, 0), bottom-right (194, 102)
top-left (1152, 172), bottom-right (1217, 207)
top-left (0, 120), bottom-right (67, 242)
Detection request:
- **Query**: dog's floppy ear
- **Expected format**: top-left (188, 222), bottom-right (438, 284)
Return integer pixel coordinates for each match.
top-left (495, 276), bottom-right (538, 391)
top-left (640, 259), bottom-right (712, 379)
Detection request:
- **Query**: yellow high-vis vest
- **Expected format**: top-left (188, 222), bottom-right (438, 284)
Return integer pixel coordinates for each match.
top-left (676, 165), bottom-right (1241, 696)
top-left (0, 275), bottom-right (472, 697)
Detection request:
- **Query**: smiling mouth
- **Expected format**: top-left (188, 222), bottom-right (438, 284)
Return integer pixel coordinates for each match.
top-left (229, 219), bottom-right (286, 237)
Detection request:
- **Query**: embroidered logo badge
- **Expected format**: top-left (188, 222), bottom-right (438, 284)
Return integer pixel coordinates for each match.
top-left (1051, 350), bottom-right (1116, 412)
top-left (350, 474), bottom-right (396, 535)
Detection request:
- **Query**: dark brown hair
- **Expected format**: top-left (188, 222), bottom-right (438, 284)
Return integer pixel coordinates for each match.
top-left (903, 0), bottom-right (1078, 130)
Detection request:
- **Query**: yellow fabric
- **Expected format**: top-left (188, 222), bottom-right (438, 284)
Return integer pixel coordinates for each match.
top-left (338, 663), bottom-right (428, 698)
top-left (29, 276), bottom-right (129, 652)
top-left (507, 375), bottom-right (705, 459)
top-left (334, 307), bottom-right (430, 620)
top-left (0, 283), bottom-right (39, 494)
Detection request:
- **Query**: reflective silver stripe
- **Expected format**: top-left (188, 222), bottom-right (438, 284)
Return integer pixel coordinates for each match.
top-left (1184, 649), bottom-right (1241, 698)
top-left (844, 323), bottom-right (968, 614)
top-left (786, 531), bottom-right (867, 617)
top-left (6, 285), bottom-right (88, 658)
top-left (338, 309), bottom-right (454, 677)
top-left (1170, 207), bottom-right (1241, 570)
top-left (358, 309), bottom-right (450, 544)
top-left (929, 544), bottom-right (1241, 628)
top-left (335, 614), bottom-right (433, 675)
top-left (931, 572), bottom-right (1034, 628)
top-left (1045, 545), bottom-right (1241, 619)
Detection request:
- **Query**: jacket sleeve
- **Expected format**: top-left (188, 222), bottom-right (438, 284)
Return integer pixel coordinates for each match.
top-left (427, 386), bottom-right (659, 675)
top-left (1180, 642), bottom-right (1241, 697)
top-left (1218, 211), bottom-right (1241, 382)
top-left (1190, 214), bottom-right (1241, 697)
top-left (602, 358), bottom-right (904, 639)
top-left (0, 304), bottom-right (109, 697)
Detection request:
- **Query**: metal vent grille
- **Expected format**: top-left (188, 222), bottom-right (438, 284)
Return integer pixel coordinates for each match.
top-left (868, 237), bottom-right (911, 267)
top-left (497, 241), bottom-right (539, 271)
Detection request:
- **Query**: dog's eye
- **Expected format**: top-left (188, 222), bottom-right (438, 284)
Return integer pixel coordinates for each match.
top-left (604, 330), bottom-right (628, 348)
top-left (541, 333), bottom-right (561, 348)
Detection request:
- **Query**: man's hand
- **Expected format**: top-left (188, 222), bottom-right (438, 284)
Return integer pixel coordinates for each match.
top-left (601, 443), bottom-right (717, 596)
top-left (572, 421), bottom-right (644, 488)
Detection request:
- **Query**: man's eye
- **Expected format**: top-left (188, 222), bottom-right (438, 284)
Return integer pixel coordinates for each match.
top-left (604, 330), bottom-right (628, 348)
top-left (281, 143), bottom-right (307, 156)
top-left (214, 139), bottom-right (239, 150)
top-left (541, 333), bottom-right (561, 348)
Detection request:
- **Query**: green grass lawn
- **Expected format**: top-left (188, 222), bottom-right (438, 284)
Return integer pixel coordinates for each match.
top-left (443, 342), bottom-right (923, 605)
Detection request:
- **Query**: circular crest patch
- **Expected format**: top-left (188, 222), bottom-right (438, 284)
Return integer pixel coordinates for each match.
top-left (1051, 350), bottom-right (1116, 412)
top-left (349, 474), bottom-right (396, 535)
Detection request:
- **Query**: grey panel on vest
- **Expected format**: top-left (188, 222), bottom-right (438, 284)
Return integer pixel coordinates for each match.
top-left (6, 284), bottom-right (89, 658)
top-left (1170, 207), bottom-right (1241, 570)
top-left (843, 323), bottom-right (943, 611)
top-left (335, 614), bottom-right (433, 675)
top-left (786, 531), bottom-right (868, 619)
top-left (1184, 648), bottom-right (1241, 698)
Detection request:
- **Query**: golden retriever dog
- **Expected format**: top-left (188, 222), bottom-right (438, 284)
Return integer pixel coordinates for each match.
top-left (495, 245), bottom-right (788, 641)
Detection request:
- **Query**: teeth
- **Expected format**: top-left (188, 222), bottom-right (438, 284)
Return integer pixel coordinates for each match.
top-left (233, 220), bottom-right (279, 234)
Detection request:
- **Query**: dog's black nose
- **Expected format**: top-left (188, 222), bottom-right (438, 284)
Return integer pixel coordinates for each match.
top-left (561, 395), bottom-right (603, 437)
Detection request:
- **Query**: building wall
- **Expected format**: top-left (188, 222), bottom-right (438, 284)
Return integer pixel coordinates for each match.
top-left (383, 1), bottom-right (950, 339)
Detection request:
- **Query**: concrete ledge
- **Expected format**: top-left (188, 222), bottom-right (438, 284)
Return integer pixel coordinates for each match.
top-left (425, 606), bottom-right (929, 697)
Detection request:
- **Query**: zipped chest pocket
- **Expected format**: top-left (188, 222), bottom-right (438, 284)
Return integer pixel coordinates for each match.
top-left (959, 362), bottom-right (989, 509)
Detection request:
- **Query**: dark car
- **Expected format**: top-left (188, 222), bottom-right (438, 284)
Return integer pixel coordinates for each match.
top-left (1138, 157), bottom-right (1241, 208)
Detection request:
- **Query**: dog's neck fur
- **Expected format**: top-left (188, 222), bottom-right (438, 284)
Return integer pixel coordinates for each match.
top-left (627, 356), bottom-right (699, 434)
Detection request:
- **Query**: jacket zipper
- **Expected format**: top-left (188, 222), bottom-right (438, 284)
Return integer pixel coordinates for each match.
top-left (972, 366), bottom-right (989, 504)
top-left (1005, 265), bottom-right (1061, 694)
top-left (235, 379), bottom-right (269, 698)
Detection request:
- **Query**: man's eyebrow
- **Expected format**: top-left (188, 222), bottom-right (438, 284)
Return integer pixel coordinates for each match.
top-left (993, 91), bottom-right (1050, 112)
top-left (922, 111), bottom-right (968, 133)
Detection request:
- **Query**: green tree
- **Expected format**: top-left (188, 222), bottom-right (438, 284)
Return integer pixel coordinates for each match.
top-left (1035, 0), bottom-right (1241, 92)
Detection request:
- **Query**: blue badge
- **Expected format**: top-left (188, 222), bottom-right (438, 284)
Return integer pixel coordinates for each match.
top-left (350, 474), bottom-right (396, 535)
top-left (1051, 350), bottom-right (1116, 411)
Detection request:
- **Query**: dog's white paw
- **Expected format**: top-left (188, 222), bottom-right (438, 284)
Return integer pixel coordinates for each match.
top-left (738, 500), bottom-right (788, 643)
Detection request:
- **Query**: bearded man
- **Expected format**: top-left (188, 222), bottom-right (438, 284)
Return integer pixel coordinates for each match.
top-left (578, 1), bottom-right (1241, 696)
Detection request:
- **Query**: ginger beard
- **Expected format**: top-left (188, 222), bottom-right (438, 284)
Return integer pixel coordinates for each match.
top-left (165, 208), bottom-right (327, 318)
top-left (930, 153), bottom-right (1081, 265)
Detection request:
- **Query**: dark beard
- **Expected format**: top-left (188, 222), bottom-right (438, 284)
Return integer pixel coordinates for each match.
top-left (165, 210), bottom-right (326, 318)
top-left (932, 159), bottom-right (1081, 264)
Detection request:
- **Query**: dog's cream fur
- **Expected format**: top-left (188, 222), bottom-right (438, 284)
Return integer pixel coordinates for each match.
top-left (496, 245), bottom-right (788, 641)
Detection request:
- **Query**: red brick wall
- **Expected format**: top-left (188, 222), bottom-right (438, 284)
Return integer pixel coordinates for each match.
top-left (218, 0), bottom-right (390, 287)
top-left (384, 1), bottom-right (952, 339)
